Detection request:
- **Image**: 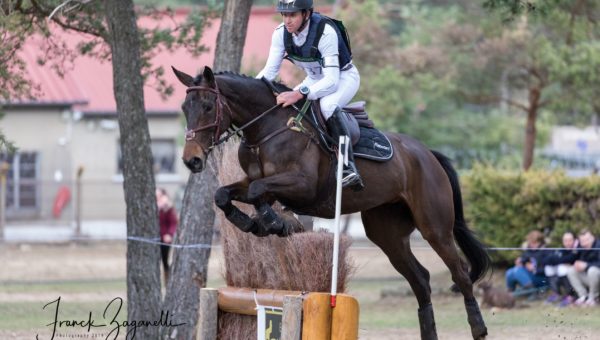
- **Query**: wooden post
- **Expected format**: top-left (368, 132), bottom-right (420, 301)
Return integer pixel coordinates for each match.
top-left (302, 293), bottom-right (331, 340)
top-left (197, 288), bottom-right (218, 340)
top-left (0, 162), bottom-right (9, 241)
top-left (331, 294), bottom-right (359, 340)
top-left (75, 166), bottom-right (84, 236)
top-left (282, 295), bottom-right (303, 340)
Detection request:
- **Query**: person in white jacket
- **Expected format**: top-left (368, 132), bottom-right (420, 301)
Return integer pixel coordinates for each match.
top-left (257, 0), bottom-right (363, 191)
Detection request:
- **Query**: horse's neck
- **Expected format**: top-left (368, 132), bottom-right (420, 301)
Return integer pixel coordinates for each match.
top-left (219, 77), bottom-right (286, 143)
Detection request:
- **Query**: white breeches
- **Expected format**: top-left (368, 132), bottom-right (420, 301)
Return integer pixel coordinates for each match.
top-left (305, 66), bottom-right (360, 120)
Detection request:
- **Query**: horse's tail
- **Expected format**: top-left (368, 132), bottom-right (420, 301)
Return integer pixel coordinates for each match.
top-left (430, 150), bottom-right (491, 284)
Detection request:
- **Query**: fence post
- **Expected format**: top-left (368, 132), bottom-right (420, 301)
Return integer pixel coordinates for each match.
top-left (0, 162), bottom-right (9, 241)
top-left (197, 288), bottom-right (218, 340)
top-left (331, 294), bottom-right (359, 340)
top-left (75, 166), bottom-right (84, 236)
top-left (302, 292), bottom-right (331, 340)
top-left (282, 295), bottom-right (303, 340)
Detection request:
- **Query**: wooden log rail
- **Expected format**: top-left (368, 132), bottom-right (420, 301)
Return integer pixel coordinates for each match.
top-left (197, 287), bottom-right (359, 340)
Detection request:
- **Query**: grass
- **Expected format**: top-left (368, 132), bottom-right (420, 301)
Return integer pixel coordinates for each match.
top-left (0, 275), bottom-right (227, 334)
top-left (0, 300), bottom-right (128, 330)
top-left (0, 279), bottom-right (125, 294)
top-left (348, 276), bottom-right (600, 338)
top-left (2, 243), bottom-right (600, 339)
top-left (0, 279), bottom-right (127, 332)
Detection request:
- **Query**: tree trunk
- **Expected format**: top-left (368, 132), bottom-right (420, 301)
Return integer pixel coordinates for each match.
top-left (522, 86), bottom-right (540, 171)
top-left (160, 166), bottom-right (218, 340)
top-left (213, 0), bottom-right (253, 72)
top-left (104, 1), bottom-right (161, 338)
top-left (160, 1), bottom-right (253, 339)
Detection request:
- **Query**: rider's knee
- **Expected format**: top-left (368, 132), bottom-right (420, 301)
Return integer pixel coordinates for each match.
top-left (320, 102), bottom-right (338, 120)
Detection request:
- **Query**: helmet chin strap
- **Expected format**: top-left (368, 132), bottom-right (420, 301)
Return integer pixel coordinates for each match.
top-left (298, 10), bottom-right (311, 32)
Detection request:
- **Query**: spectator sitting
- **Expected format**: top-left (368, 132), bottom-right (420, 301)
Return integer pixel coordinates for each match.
top-left (543, 231), bottom-right (578, 306)
top-left (567, 229), bottom-right (600, 307)
top-left (505, 230), bottom-right (548, 297)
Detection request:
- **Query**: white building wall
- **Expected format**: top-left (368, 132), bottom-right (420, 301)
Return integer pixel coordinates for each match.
top-left (1, 108), bottom-right (187, 221)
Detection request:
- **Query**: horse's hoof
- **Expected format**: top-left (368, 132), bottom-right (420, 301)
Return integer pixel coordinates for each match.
top-left (246, 217), bottom-right (267, 237)
top-left (472, 327), bottom-right (488, 340)
top-left (277, 215), bottom-right (305, 237)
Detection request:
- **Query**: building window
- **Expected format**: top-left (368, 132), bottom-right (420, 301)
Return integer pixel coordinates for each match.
top-left (117, 139), bottom-right (176, 174)
top-left (0, 151), bottom-right (39, 212)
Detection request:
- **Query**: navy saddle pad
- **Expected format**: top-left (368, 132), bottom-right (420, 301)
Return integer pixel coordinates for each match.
top-left (353, 126), bottom-right (394, 162)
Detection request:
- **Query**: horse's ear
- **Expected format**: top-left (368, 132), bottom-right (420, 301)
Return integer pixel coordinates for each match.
top-left (203, 66), bottom-right (215, 86)
top-left (172, 66), bottom-right (194, 87)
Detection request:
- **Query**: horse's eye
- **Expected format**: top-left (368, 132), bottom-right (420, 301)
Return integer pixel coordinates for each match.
top-left (202, 103), bottom-right (214, 112)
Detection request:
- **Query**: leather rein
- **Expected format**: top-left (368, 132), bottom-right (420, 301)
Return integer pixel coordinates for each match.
top-left (184, 81), bottom-right (280, 151)
top-left (185, 82), bottom-right (316, 151)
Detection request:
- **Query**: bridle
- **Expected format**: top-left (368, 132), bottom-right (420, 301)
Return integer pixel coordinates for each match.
top-left (184, 81), bottom-right (281, 152)
top-left (184, 80), bottom-right (231, 144)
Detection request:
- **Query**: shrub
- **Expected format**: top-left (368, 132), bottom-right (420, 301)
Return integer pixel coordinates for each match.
top-left (462, 165), bottom-right (600, 263)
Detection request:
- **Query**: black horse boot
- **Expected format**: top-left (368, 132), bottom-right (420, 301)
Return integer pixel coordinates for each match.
top-left (326, 108), bottom-right (364, 191)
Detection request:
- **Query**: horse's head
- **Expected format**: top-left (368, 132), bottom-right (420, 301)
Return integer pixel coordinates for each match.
top-left (172, 66), bottom-right (232, 173)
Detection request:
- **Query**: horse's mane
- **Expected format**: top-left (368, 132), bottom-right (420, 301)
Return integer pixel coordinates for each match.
top-left (192, 71), bottom-right (291, 92)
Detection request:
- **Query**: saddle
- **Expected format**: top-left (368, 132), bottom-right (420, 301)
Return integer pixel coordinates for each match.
top-left (259, 77), bottom-right (393, 162)
top-left (311, 101), bottom-right (394, 162)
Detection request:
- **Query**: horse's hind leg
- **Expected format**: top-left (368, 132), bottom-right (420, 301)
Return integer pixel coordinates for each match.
top-left (362, 203), bottom-right (438, 340)
top-left (412, 206), bottom-right (487, 339)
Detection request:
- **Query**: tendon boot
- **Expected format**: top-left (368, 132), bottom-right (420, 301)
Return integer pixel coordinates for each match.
top-left (326, 108), bottom-right (364, 191)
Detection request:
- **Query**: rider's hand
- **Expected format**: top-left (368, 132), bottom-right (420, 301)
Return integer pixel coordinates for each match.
top-left (276, 90), bottom-right (303, 107)
top-left (162, 234), bottom-right (173, 244)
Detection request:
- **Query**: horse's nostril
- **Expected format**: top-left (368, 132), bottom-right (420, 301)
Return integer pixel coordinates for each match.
top-left (186, 156), bottom-right (203, 172)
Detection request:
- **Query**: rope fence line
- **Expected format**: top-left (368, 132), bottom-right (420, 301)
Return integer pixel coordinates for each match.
top-left (2, 235), bottom-right (600, 251)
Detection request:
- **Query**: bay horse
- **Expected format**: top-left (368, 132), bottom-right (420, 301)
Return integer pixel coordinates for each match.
top-left (173, 66), bottom-right (490, 340)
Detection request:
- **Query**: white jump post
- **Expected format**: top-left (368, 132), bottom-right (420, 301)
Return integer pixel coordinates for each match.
top-left (331, 135), bottom-right (349, 308)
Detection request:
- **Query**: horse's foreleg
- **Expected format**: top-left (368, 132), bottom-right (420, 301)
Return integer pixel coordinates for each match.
top-left (247, 172), bottom-right (316, 201)
top-left (247, 172), bottom-right (314, 236)
top-left (214, 179), bottom-right (259, 234)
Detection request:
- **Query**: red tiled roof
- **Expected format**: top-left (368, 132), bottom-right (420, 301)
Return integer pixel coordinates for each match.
top-left (11, 6), bottom-right (331, 115)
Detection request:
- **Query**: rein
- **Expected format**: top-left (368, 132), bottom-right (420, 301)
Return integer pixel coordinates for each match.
top-left (185, 82), bottom-right (279, 150)
top-left (185, 79), bottom-right (318, 152)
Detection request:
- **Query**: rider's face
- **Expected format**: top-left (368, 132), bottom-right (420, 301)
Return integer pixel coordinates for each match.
top-left (281, 11), bottom-right (306, 34)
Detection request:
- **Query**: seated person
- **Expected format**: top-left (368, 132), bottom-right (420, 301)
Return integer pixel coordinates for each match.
top-left (543, 231), bottom-right (578, 305)
top-left (505, 230), bottom-right (548, 295)
top-left (567, 229), bottom-right (600, 307)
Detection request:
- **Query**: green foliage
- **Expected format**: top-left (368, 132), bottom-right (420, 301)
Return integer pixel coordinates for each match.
top-left (0, 1), bottom-right (216, 101)
top-left (482, 0), bottom-right (547, 21)
top-left (135, 0), bottom-right (335, 6)
top-left (463, 166), bottom-right (600, 262)
top-left (351, 0), bottom-right (600, 169)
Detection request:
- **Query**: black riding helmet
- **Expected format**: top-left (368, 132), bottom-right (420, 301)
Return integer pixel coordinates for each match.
top-left (277, 0), bottom-right (313, 13)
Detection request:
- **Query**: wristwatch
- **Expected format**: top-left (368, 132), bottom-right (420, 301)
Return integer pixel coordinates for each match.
top-left (299, 85), bottom-right (310, 99)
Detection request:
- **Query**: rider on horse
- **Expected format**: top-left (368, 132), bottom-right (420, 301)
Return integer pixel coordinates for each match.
top-left (257, 0), bottom-right (364, 191)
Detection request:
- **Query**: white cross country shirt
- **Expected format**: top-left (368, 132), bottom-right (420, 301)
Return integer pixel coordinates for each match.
top-left (257, 20), bottom-right (342, 101)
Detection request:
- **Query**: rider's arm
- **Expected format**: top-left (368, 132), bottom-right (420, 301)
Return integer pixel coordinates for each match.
top-left (256, 26), bottom-right (286, 80)
top-left (294, 24), bottom-right (340, 100)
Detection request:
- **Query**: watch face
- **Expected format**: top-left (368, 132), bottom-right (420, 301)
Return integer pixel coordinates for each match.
top-left (300, 86), bottom-right (309, 95)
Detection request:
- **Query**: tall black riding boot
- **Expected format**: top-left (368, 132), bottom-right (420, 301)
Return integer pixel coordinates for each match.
top-left (327, 108), bottom-right (364, 191)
